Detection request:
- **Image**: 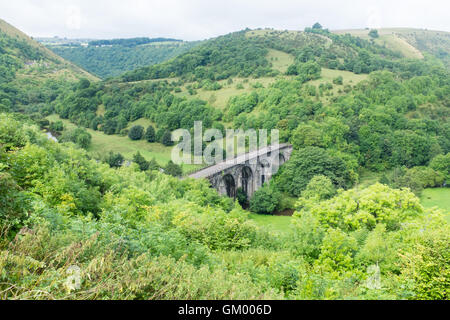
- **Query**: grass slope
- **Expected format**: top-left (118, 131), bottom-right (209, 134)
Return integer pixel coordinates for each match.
top-left (249, 213), bottom-right (293, 234)
top-left (333, 27), bottom-right (450, 64)
top-left (0, 18), bottom-right (98, 81)
top-left (46, 114), bottom-right (201, 173)
top-left (421, 188), bottom-right (450, 221)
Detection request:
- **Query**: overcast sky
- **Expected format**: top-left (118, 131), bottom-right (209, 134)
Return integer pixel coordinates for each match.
top-left (1, 0), bottom-right (449, 40)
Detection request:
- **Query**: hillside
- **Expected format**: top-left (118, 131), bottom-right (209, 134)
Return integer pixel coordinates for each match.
top-left (0, 18), bottom-right (98, 117)
top-left (40, 26), bottom-right (449, 206)
top-left (333, 28), bottom-right (450, 67)
top-left (0, 19), bottom-right (98, 81)
top-left (41, 37), bottom-right (199, 79)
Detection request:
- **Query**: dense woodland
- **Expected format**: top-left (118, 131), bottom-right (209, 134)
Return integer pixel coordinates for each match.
top-left (0, 22), bottom-right (449, 300)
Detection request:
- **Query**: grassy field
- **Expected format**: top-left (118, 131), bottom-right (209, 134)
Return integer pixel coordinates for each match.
top-left (311, 68), bottom-right (369, 86)
top-left (333, 28), bottom-right (424, 59)
top-left (421, 188), bottom-right (450, 220)
top-left (249, 213), bottom-right (293, 234)
top-left (175, 76), bottom-right (287, 110)
top-left (46, 114), bottom-right (202, 173)
top-left (267, 49), bottom-right (295, 73)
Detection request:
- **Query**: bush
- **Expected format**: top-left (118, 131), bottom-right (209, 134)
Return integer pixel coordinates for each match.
top-left (369, 29), bottom-right (379, 38)
top-left (105, 151), bottom-right (124, 168)
top-left (128, 125), bottom-right (144, 140)
top-left (250, 184), bottom-right (281, 214)
top-left (164, 161), bottom-right (182, 177)
top-left (333, 76), bottom-right (343, 85)
top-left (0, 172), bottom-right (29, 235)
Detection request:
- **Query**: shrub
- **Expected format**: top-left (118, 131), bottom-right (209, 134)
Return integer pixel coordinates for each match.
top-left (105, 151), bottom-right (124, 168)
top-left (133, 152), bottom-right (149, 171)
top-left (164, 161), bottom-right (182, 177)
top-left (333, 76), bottom-right (343, 85)
top-left (128, 125), bottom-right (144, 140)
top-left (250, 184), bottom-right (281, 214)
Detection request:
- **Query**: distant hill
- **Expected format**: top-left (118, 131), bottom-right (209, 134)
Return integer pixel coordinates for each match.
top-left (41, 37), bottom-right (199, 79)
top-left (119, 27), bottom-right (416, 83)
top-left (333, 28), bottom-right (450, 67)
top-left (0, 19), bottom-right (97, 81)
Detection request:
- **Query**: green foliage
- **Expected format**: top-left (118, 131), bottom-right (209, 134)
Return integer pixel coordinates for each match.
top-left (236, 187), bottom-right (249, 208)
top-left (333, 75), bottom-right (343, 85)
top-left (0, 115), bottom-right (449, 300)
top-left (60, 127), bottom-right (92, 149)
top-left (430, 153), bottom-right (450, 182)
top-left (399, 225), bottom-right (449, 300)
top-left (250, 183), bottom-right (281, 214)
top-left (388, 166), bottom-right (445, 195)
top-left (300, 175), bottom-right (336, 201)
top-left (276, 147), bottom-right (352, 197)
top-left (0, 172), bottom-right (29, 235)
top-left (49, 121), bottom-right (64, 132)
top-left (316, 228), bottom-right (358, 276)
top-left (122, 30), bottom-right (274, 82)
top-left (294, 183), bottom-right (422, 232)
top-left (1, 21), bottom-right (450, 300)
top-left (49, 40), bottom-right (196, 79)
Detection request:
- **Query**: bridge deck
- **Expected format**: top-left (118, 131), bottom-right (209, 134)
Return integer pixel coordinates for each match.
top-left (188, 143), bottom-right (291, 179)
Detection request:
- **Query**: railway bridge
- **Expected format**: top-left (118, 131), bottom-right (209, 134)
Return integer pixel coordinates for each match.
top-left (188, 144), bottom-right (293, 198)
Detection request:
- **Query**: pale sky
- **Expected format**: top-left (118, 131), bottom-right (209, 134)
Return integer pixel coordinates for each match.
top-left (1, 0), bottom-right (449, 41)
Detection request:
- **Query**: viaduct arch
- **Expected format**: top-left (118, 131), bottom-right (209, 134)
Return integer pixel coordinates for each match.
top-left (188, 144), bottom-right (293, 199)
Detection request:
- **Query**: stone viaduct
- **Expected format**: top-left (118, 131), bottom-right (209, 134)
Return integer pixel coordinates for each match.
top-left (188, 144), bottom-right (293, 198)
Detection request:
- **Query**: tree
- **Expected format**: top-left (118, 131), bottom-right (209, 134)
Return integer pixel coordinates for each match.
top-left (78, 78), bottom-right (91, 90)
top-left (105, 151), bottom-right (124, 168)
top-left (164, 160), bottom-right (182, 177)
top-left (301, 175), bottom-right (336, 201)
top-left (128, 125), bottom-right (144, 140)
top-left (144, 125), bottom-right (156, 142)
top-left (312, 22), bottom-right (323, 29)
top-left (249, 184), bottom-right (281, 214)
top-left (161, 130), bottom-right (173, 146)
top-left (276, 147), bottom-right (351, 197)
top-left (133, 152), bottom-right (149, 171)
top-left (369, 29), bottom-right (379, 38)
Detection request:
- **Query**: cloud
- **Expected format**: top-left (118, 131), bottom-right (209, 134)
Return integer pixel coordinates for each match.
top-left (0, 0), bottom-right (449, 40)
top-left (65, 5), bottom-right (82, 30)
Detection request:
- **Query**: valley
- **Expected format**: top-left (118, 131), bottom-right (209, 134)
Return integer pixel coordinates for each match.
top-left (0, 15), bottom-right (449, 301)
